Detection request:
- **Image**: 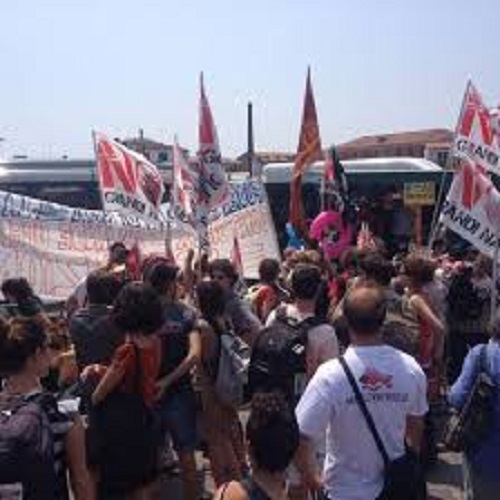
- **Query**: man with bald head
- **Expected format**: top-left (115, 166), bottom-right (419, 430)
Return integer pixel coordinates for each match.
top-left (295, 285), bottom-right (428, 500)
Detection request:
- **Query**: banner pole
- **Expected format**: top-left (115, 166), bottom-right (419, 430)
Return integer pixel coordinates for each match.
top-left (427, 165), bottom-right (453, 251)
top-left (492, 234), bottom-right (500, 324)
top-left (428, 82), bottom-right (471, 251)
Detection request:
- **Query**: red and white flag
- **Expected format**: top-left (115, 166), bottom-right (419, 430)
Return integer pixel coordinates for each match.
top-left (94, 133), bottom-right (165, 221)
top-left (490, 106), bottom-right (500, 146)
top-left (197, 73), bottom-right (229, 210)
top-left (441, 158), bottom-right (500, 258)
top-left (231, 234), bottom-right (244, 277)
top-left (172, 139), bottom-right (196, 220)
top-left (453, 82), bottom-right (500, 175)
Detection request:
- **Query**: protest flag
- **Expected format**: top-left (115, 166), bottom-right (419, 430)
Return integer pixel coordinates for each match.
top-left (453, 81), bottom-right (500, 175)
top-left (172, 138), bottom-right (196, 222)
top-left (440, 158), bottom-right (500, 256)
top-left (289, 68), bottom-right (323, 236)
top-left (321, 146), bottom-right (350, 213)
top-left (491, 106), bottom-right (500, 146)
top-left (196, 73), bottom-right (230, 253)
top-left (93, 132), bottom-right (165, 222)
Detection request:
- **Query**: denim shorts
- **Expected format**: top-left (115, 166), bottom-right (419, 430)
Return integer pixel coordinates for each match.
top-left (157, 389), bottom-right (198, 453)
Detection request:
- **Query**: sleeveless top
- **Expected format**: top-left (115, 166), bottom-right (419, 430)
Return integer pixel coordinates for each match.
top-left (221, 477), bottom-right (273, 500)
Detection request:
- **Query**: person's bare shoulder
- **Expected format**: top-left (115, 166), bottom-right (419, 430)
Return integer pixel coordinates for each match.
top-left (213, 481), bottom-right (248, 500)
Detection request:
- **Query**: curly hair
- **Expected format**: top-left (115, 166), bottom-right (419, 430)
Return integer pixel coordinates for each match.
top-left (246, 392), bottom-right (299, 473)
top-left (403, 255), bottom-right (436, 288)
top-left (113, 282), bottom-right (164, 335)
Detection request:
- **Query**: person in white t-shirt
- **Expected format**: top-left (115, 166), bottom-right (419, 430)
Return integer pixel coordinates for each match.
top-left (266, 263), bottom-right (338, 500)
top-left (295, 285), bottom-right (428, 500)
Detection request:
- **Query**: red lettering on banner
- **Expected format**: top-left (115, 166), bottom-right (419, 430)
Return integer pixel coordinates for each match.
top-left (460, 84), bottom-right (494, 146)
top-left (58, 228), bottom-right (70, 251)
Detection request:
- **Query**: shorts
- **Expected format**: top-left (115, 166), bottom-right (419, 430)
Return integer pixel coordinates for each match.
top-left (158, 389), bottom-right (198, 453)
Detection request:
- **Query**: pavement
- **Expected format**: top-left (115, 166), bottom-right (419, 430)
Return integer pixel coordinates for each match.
top-left (158, 450), bottom-right (464, 499)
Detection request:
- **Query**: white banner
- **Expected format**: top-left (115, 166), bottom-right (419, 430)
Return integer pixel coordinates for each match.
top-left (441, 161), bottom-right (500, 258)
top-left (0, 181), bottom-right (279, 299)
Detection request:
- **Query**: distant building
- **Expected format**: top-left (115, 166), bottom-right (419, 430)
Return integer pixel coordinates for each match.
top-left (336, 128), bottom-right (452, 167)
top-left (120, 136), bottom-right (189, 167)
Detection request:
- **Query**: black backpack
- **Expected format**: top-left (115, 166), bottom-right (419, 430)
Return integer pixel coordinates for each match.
top-left (447, 272), bottom-right (484, 321)
top-left (248, 306), bottom-right (323, 405)
top-left (88, 343), bottom-right (159, 495)
top-left (381, 294), bottom-right (420, 357)
top-left (0, 393), bottom-right (58, 500)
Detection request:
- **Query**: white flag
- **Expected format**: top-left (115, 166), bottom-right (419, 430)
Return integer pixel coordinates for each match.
top-left (453, 82), bottom-right (500, 175)
top-left (172, 140), bottom-right (197, 220)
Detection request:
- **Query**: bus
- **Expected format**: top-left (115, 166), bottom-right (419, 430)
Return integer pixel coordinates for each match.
top-left (0, 156), bottom-right (448, 249)
top-left (262, 157), bottom-right (447, 250)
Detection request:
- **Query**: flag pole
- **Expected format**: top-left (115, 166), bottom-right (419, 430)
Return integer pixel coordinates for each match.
top-left (247, 101), bottom-right (255, 178)
top-left (428, 81), bottom-right (471, 251)
top-left (91, 130), bottom-right (112, 250)
top-left (492, 233), bottom-right (500, 324)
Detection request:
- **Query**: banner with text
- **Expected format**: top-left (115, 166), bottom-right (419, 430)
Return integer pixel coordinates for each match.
top-left (0, 180), bottom-right (279, 298)
top-left (441, 161), bottom-right (500, 258)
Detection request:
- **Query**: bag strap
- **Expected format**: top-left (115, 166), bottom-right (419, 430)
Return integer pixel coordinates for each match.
top-left (339, 356), bottom-right (390, 467)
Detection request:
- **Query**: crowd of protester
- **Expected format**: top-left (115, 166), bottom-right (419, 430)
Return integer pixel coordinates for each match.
top-left (0, 239), bottom-right (499, 499)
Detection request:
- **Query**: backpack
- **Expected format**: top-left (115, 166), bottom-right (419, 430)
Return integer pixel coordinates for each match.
top-left (0, 393), bottom-right (57, 500)
top-left (248, 306), bottom-right (323, 405)
top-left (214, 327), bottom-right (251, 407)
top-left (443, 345), bottom-right (495, 452)
top-left (88, 343), bottom-right (159, 495)
top-left (447, 272), bottom-right (484, 321)
top-left (381, 294), bottom-right (420, 357)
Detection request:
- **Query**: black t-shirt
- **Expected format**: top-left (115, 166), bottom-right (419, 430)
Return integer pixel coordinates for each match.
top-left (157, 301), bottom-right (197, 395)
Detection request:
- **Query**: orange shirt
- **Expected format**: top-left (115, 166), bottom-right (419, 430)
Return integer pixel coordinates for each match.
top-left (112, 340), bottom-right (162, 408)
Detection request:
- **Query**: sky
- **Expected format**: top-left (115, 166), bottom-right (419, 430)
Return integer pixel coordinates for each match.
top-left (1, 0), bottom-right (499, 160)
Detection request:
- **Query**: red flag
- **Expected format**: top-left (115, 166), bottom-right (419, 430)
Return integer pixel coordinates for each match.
top-left (231, 234), bottom-right (244, 277)
top-left (290, 68), bottom-right (322, 234)
top-left (197, 73), bottom-right (229, 209)
top-left (94, 132), bottom-right (165, 221)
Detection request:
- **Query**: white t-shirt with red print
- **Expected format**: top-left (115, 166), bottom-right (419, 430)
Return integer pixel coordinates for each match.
top-left (296, 345), bottom-right (428, 500)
